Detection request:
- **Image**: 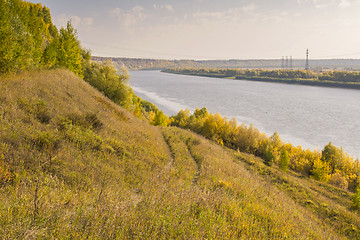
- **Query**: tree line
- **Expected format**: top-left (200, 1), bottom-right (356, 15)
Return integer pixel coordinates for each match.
top-left (164, 68), bottom-right (360, 84)
top-left (0, 0), bottom-right (83, 75)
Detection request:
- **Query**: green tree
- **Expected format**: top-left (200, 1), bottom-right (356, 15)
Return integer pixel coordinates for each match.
top-left (153, 110), bottom-right (168, 126)
top-left (58, 21), bottom-right (83, 77)
top-left (41, 37), bottom-right (59, 68)
top-left (262, 142), bottom-right (275, 166)
top-left (0, 0), bottom-right (36, 73)
top-left (0, 0), bottom-right (15, 73)
top-left (279, 149), bottom-right (290, 172)
top-left (194, 107), bottom-right (209, 119)
top-left (83, 61), bottom-right (134, 109)
top-left (170, 109), bottom-right (191, 128)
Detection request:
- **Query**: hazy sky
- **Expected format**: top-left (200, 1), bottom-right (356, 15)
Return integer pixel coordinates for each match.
top-left (31, 0), bottom-right (360, 60)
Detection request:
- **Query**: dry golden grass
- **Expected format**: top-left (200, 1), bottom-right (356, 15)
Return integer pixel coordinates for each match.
top-left (0, 69), bottom-right (358, 239)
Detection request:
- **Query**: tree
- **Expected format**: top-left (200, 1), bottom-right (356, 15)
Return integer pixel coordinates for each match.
top-left (279, 149), bottom-right (290, 172)
top-left (0, 0), bottom-right (15, 73)
top-left (83, 61), bottom-right (134, 110)
top-left (41, 36), bottom-right (59, 68)
top-left (261, 141), bottom-right (275, 166)
top-left (153, 110), bottom-right (168, 126)
top-left (311, 157), bottom-right (331, 182)
top-left (270, 131), bottom-right (282, 161)
top-left (194, 107), bottom-right (209, 119)
top-left (0, 0), bottom-right (36, 73)
top-left (170, 109), bottom-right (190, 128)
top-left (322, 142), bottom-right (341, 173)
top-left (57, 21), bottom-right (83, 77)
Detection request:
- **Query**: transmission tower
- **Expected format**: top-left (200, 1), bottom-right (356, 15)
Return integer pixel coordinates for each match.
top-left (305, 49), bottom-right (309, 70)
top-left (281, 56), bottom-right (284, 69)
top-left (290, 56), bottom-right (293, 69)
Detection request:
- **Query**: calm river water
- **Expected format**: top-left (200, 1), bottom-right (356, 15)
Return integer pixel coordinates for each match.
top-left (130, 70), bottom-right (360, 158)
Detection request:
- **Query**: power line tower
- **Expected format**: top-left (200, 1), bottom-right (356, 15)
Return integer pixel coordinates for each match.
top-left (305, 49), bottom-right (309, 70)
top-left (281, 56), bottom-right (284, 69)
top-left (290, 56), bottom-right (293, 69)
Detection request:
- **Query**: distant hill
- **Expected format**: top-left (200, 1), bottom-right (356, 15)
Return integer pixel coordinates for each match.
top-left (92, 56), bottom-right (360, 70)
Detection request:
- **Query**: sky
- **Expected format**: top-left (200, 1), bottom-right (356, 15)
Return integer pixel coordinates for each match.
top-left (31, 0), bottom-right (360, 60)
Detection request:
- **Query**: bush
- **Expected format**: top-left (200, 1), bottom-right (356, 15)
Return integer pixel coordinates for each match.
top-left (33, 131), bottom-right (61, 152)
top-left (17, 98), bottom-right (51, 124)
top-left (58, 113), bottom-right (102, 131)
top-left (329, 172), bottom-right (348, 190)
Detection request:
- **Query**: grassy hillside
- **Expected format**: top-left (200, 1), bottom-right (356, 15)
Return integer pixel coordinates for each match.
top-left (0, 69), bottom-right (359, 239)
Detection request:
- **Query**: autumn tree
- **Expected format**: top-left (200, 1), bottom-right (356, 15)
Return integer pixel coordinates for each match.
top-left (322, 142), bottom-right (342, 173)
top-left (311, 157), bottom-right (331, 182)
top-left (152, 110), bottom-right (168, 126)
top-left (171, 109), bottom-right (191, 128)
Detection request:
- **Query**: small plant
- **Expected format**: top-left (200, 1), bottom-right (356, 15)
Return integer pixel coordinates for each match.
top-left (85, 113), bottom-right (103, 130)
top-left (33, 131), bottom-right (60, 151)
top-left (33, 131), bottom-right (61, 167)
top-left (17, 98), bottom-right (51, 124)
top-left (0, 166), bottom-right (13, 186)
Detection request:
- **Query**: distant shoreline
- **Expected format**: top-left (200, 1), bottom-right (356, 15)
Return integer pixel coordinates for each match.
top-left (162, 69), bottom-right (360, 90)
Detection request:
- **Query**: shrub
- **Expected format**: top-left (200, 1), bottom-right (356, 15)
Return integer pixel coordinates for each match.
top-left (329, 172), bottom-right (348, 190)
top-left (33, 131), bottom-right (61, 152)
top-left (85, 113), bottom-right (103, 130)
top-left (58, 113), bottom-right (102, 131)
top-left (17, 98), bottom-right (51, 124)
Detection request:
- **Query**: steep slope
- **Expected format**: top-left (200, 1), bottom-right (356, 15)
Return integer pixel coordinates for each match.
top-left (0, 69), bottom-right (358, 239)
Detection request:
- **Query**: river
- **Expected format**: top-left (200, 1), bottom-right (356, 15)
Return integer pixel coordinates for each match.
top-left (130, 70), bottom-right (360, 158)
